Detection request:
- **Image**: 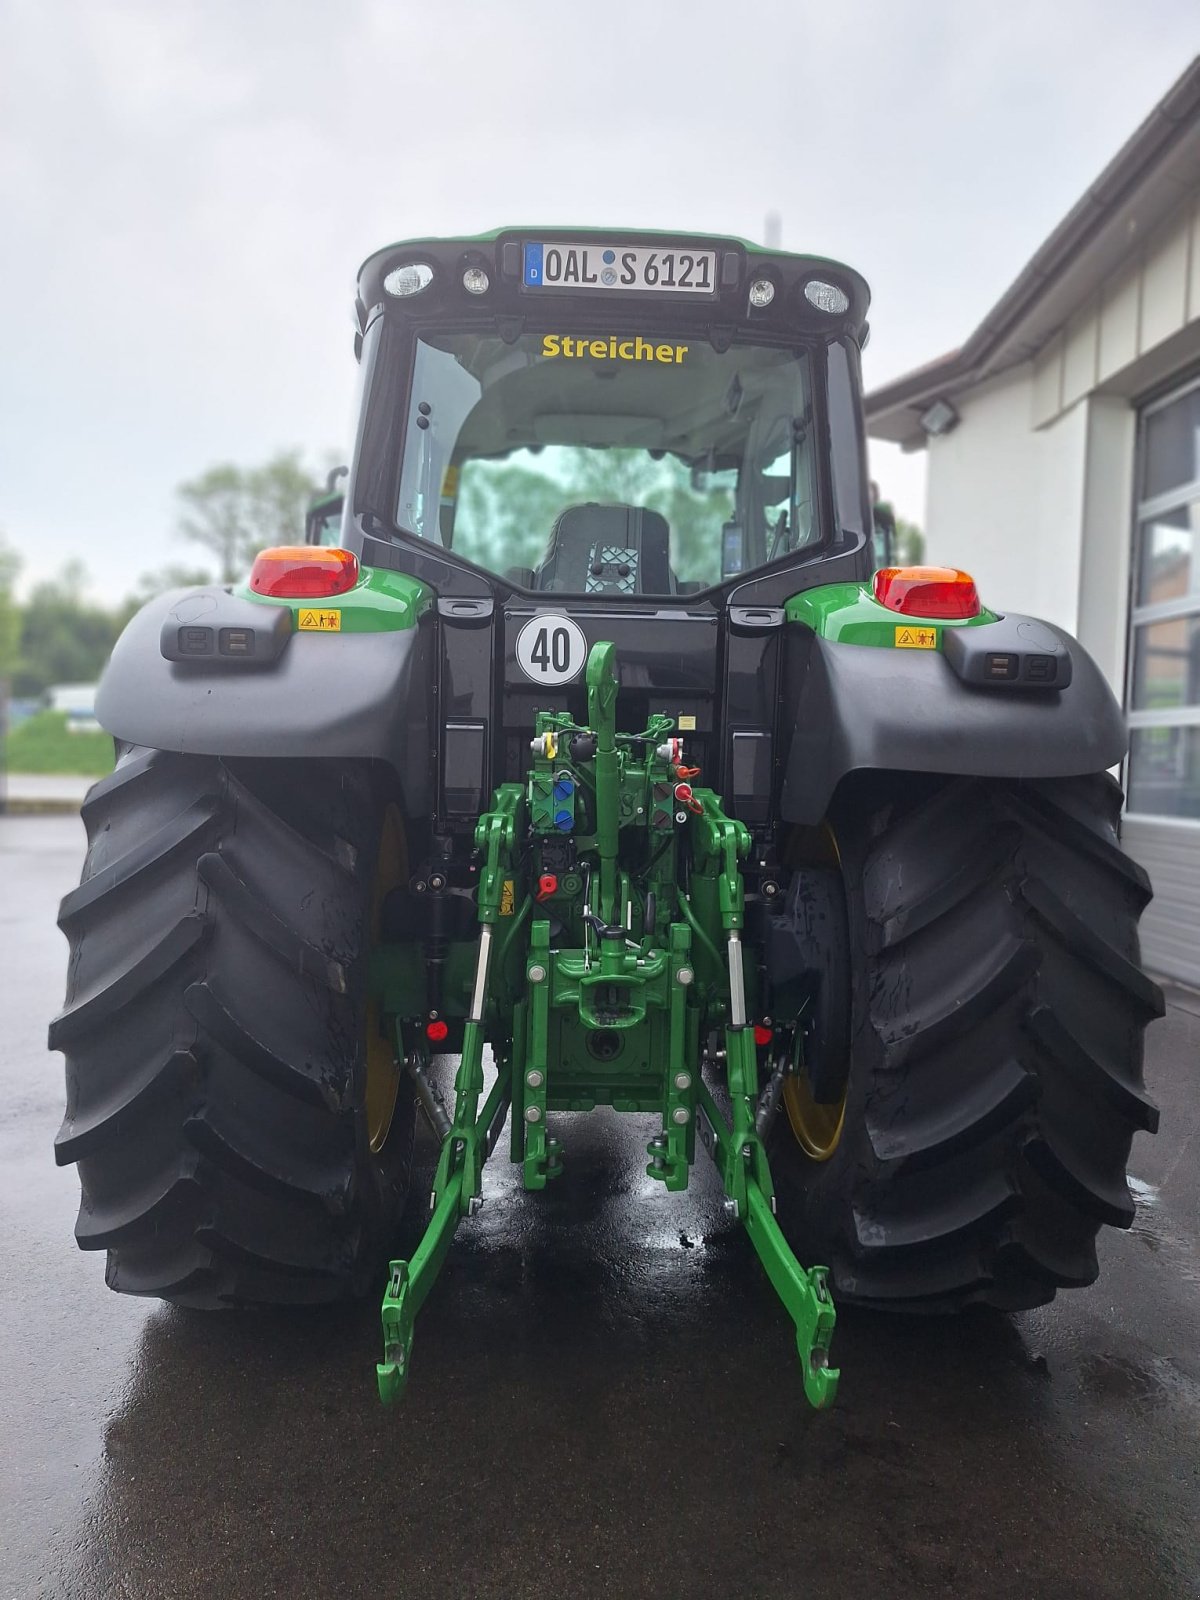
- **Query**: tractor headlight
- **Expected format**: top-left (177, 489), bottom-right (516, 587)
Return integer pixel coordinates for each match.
top-left (384, 262), bottom-right (434, 297)
top-left (803, 279), bottom-right (850, 315)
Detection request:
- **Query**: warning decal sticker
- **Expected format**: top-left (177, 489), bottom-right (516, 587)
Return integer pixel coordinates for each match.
top-left (298, 609), bottom-right (342, 632)
top-left (894, 625), bottom-right (938, 650)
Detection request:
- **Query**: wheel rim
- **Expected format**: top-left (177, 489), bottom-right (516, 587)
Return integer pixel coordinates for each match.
top-left (782, 1041), bottom-right (847, 1162)
top-left (782, 821), bottom-right (848, 1162)
top-left (366, 806), bottom-right (405, 1153)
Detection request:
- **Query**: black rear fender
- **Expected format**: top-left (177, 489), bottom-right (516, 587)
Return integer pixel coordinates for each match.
top-left (779, 621), bottom-right (1126, 825)
top-left (95, 590), bottom-right (435, 816)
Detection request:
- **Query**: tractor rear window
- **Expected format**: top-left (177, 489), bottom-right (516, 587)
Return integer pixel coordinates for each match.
top-left (394, 328), bottom-right (819, 594)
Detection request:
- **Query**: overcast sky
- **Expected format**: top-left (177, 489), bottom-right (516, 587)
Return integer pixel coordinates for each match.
top-left (3, 0), bottom-right (1199, 602)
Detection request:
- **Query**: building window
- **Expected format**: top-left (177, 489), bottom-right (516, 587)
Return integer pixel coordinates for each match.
top-left (1127, 376), bottom-right (1200, 818)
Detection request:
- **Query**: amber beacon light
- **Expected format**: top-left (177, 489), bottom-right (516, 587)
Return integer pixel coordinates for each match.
top-left (872, 566), bottom-right (981, 620)
top-left (249, 546), bottom-right (360, 599)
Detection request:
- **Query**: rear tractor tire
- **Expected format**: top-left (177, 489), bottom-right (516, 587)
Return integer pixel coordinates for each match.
top-left (49, 746), bottom-right (416, 1307)
top-left (769, 772), bottom-right (1164, 1313)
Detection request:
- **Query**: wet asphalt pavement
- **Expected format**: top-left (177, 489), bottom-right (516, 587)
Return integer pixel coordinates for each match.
top-left (3, 813), bottom-right (1199, 1599)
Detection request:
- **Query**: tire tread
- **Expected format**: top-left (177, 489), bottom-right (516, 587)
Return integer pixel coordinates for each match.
top-left (51, 751), bottom-right (414, 1307)
top-left (772, 772), bottom-right (1161, 1312)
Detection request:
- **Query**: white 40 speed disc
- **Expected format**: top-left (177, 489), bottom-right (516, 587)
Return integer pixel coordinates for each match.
top-left (515, 614), bottom-right (588, 686)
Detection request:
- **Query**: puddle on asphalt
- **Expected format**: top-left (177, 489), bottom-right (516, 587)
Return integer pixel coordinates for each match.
top-left (1128, 1171), bottom-right (1200, 1283)
top-left (1078, 1351), bottom-right (1168, 1407)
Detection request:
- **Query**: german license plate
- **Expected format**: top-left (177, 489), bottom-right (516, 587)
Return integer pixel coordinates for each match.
top-left (523, 241), bottom-right (717, 294)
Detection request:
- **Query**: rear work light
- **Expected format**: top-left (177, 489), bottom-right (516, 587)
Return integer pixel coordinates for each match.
top-left (872, 566), bottom-right (981, 620)
top-left (249, 546), bottom-right (360, 599)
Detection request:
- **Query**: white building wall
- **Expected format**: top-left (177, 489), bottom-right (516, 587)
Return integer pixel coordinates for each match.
top-left (923, 370), bottom-right (1089, 641)
top-left (919, 190), bottom-right (1200, 701)
top-left (893, 187), bottom-right (1200, 986)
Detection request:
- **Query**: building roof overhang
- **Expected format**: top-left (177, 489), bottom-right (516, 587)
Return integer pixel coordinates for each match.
top-left (866, 56), bottom-right (1200, 450)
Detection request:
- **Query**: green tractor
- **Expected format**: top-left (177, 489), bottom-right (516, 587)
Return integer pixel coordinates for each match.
top-left (51, 230), bottom-right (1163, 1409)
top-left (306, 465), bottom-right (349, 547)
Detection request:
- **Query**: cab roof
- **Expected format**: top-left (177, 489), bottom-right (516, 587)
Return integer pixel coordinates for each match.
top-left (355, 227), bottom-right (870, 344)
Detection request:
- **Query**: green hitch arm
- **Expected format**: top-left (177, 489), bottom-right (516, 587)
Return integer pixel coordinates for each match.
top-left (475, 786), bottom-right (523, 923)
top-left (687, 788), bottom-right (838, 1409)
top-left (586, 641), bottom-right (621, 927)
top-left (378, 785), bottom-right (525, 1406)
top-left (378, 1063), bottom-right (512, 1404)
top-left (696, 1081), bottom-right (839, 1410)
top-left (744, 1185), bottom-right (839, 1410)
top-left (430, 785), bottom-right (524, 1207)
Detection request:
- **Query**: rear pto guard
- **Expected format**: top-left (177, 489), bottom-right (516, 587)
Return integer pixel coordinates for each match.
top-left (375, 642), bottom-right (838, 1410)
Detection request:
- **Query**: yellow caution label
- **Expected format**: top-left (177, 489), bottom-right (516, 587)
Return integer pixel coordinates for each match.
top-left (677, 714), bottom-right (697, 731)
top-left (500, 879), bottom-right (515, 916)
top-left (895, 625), bottom-right (938, 650)
top-left (298, 608), bottom-right (342, 632)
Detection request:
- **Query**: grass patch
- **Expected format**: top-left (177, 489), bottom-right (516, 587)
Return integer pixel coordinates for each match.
top-left (5, 710), bottom-right (115, 776)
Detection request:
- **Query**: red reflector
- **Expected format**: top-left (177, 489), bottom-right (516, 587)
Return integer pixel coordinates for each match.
top-left (425, 1019), bottom-right (449, 1042)
top-left (753, 1024), bottom-right (773, 1047)
top-left (249, 545), bottom-right (359, 599)
top-left (872, 566), bottom-right (980, 620)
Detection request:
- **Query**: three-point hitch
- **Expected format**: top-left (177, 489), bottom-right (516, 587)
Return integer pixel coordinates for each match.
top-left (374, 642), bottom-right (838, 1409)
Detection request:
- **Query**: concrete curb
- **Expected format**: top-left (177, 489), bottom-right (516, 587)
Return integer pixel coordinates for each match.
top-left (1, 773), bottom-right (97, 815)
top-left (1156, 978), bottom-right (1200, 1019)
top-left (1, 798), bottom-right (85, 816)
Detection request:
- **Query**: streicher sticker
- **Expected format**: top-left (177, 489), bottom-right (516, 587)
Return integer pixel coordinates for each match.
top-left (299, 609), bottom-right (342, 631)
top-left (541, 334), bottom-right (689, 364)
top-left (895, 625), bottom-right (937, 649)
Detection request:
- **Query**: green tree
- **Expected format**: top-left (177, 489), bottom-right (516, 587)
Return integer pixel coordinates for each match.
top-left (118, 562), bottom-right (218, 625)
top-left (454, 463), bottom-right (568, 573)
top-left (177, 464), bottom-right (244, 583)
top-left (245, 451), bottom-right (322, 547)
top-left (177, 450), bottom-right (324, 582)
top-left (0, 534), bottom-right (20, 684)
top-left (14, 561), bottom-right (123, 697)
top-left (895, 517), bottom-right (925, 565)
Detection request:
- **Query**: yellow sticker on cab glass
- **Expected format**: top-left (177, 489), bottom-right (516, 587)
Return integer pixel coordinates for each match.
top-left (500, 879), bottom-right (516, 916)
top-left (541, 334), bottom-right (689, 364)
top-left (677, 715), bottom-right (697, 730)
top-left (895, 625), bottom-right (938, 649)
top-left (298, 609), bottom-right (342, 632)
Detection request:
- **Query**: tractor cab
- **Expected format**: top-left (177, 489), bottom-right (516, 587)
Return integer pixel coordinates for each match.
top-left (342, 230), bottom-right (874, 833)
top-left (348, 232), bottom-right (872, 594)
